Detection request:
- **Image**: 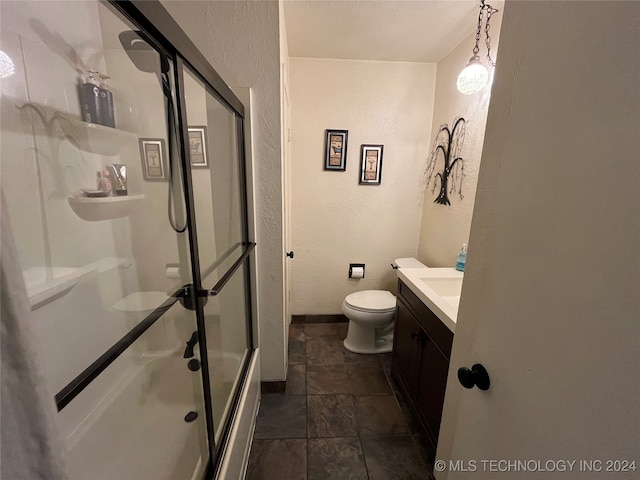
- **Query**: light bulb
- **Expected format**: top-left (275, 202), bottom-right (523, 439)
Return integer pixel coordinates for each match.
top-left (0, 50), bottom-right (16, 78)
top-left (457, 55), bottom-right (489, 95)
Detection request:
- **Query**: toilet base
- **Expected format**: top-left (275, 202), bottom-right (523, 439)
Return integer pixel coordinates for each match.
top-left (343, 321), bottom-right (394, 354)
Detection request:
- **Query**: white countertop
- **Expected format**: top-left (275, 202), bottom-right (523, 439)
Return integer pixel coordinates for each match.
top-left (397, 267), bottom-right (463, 333)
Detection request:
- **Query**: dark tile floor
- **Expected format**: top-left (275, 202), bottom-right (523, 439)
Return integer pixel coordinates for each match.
top-left (246, 323), bottom-right (436, 480)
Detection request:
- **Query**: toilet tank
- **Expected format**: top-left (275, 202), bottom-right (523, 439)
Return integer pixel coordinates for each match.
top-left (393, 257), bottom-right (427, 269)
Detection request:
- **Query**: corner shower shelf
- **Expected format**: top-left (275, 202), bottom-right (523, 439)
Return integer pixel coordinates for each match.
top-left (61, 118), bottom-right (138, 155)
top-left (23, 267), bottom-right (89, 310)
top-left (18, 102), bottom-right (137, 156)
top-left (68, 194), bottom-right (145, 221)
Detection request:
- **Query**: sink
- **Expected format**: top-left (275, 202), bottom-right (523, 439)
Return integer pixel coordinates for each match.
top-left (420, 277), bottom-right (462, 308)
top-left (396, 267), bottom-right (463, 332)
top-left (420, 277), bottom-right (462, 297)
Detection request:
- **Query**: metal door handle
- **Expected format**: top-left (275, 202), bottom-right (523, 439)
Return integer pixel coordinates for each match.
top-left (457, 363), bottom-right (490, 391)
top-left (286, 251), bottom-right (294, 259)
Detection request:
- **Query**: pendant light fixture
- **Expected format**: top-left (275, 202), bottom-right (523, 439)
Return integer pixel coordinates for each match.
top-left (457, 0), bottom-right (499, 95)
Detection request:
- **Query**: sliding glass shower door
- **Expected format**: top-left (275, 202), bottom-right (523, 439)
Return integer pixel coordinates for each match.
top-left (1, 2), bottom-right (211, 478)
top-left (0, 0), bottom-right (254, 478)
top-left (181, 67), bottom-right (252, 442)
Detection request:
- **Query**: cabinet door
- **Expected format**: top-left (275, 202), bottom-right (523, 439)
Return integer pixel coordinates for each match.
top-left (392, 299), bottom-right (422, 395)
top-left (416, 338), bottom-right (450, 443)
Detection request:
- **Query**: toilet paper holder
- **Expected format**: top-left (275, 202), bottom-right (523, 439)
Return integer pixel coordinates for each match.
top-left (349, 263), bottom-right (365, 279)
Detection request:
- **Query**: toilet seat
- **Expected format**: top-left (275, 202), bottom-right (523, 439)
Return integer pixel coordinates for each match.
top-left (344, 290), bottom-right (396, 313)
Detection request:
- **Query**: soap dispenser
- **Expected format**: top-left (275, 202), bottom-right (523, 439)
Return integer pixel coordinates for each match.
top-left (98, 73), bottom-right (115, 128)
top-left (456, 243), bottom-right (467, 272)
top-left (79, 70), bottom-right (102, 124)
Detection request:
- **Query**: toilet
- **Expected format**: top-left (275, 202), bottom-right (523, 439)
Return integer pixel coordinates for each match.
top-left (342, 257), bottom-right (427, 354)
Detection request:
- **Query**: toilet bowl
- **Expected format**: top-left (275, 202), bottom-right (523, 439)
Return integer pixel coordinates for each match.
top-left (342, 290), bottom-right (396, 354)
top-left (342, 257), bottom-right (427, 354)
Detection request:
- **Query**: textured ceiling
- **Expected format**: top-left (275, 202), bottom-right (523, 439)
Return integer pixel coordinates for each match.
top-left (283, 0), bottom-right (483, 63)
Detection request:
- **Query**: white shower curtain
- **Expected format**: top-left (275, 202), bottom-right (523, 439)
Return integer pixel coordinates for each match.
top-left (0, 194), bottom-right (67, 479)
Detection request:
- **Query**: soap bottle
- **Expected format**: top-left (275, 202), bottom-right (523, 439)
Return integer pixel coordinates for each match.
top-left (98, 73), bottom-right (115, 128)
top-left (456, 243), bottom-right (467, 272)
top-left (101, 169), bottom-right (112, 193)
top-left (79, 70), bottom-right (102, 124)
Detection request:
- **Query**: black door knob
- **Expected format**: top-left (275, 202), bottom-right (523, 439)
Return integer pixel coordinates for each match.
top-left (286, 251), bottom-right (294, 259)
top-left (457, 363), bottom-right (490, 391)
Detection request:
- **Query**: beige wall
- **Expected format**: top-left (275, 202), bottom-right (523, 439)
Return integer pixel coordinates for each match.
top-left (162, 1), bottom-right (287, 380)
top-left (417, 24), bottom-right (501, 268)
top-left (437, 1), bottom-right (639, 475)
top-left (289, 58), bottom-right (436, 314)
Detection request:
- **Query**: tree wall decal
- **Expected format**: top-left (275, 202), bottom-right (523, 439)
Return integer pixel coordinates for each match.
top-left (422, 117), bottom-right (466, 206)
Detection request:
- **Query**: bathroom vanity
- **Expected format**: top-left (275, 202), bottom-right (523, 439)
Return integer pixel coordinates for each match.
top-left (391, 268), bottom-right (462, 449)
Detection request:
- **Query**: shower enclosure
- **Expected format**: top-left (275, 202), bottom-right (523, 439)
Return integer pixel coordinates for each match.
top-left (1, 1), bottom-right (256, 478)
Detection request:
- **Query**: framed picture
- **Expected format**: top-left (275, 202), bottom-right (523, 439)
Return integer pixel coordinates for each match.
top-left (359, 144), bottom-right (384, 185)
top-left (188, 126), bottom-right (208, 168)
top-left (324, 129), bottom-right (348, 171)
top-left (139, 138), bottom-right (168, 182)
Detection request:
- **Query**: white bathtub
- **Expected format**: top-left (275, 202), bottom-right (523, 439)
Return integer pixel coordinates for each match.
top-left (63, 348), bottom-right (244, 480)
top-left (65, 352), bottom-right (208, 480)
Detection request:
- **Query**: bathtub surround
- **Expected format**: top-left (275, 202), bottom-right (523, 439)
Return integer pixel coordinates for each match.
top-left (290, 58), bottom-right (436, 314)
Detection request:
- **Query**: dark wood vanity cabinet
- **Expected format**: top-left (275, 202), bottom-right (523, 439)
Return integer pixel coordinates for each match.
top-left (391, 280), bottom-right (453, 448)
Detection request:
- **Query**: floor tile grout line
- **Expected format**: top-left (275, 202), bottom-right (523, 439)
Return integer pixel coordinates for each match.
top-left (304, 324), bottom-right (309, 479)
top-left (357, 431), bottom-right (371, 479)
top-left (276, 322), bottom-right (433, 479)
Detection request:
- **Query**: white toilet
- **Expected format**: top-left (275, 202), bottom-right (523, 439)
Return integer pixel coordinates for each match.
top-left (342, 257), bottom-right (427, 354)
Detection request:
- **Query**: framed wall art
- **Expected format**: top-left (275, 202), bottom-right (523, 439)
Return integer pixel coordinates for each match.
top-left (359, 144), bottom-right (384, 185)
top-left (139, 138), bottom-right (168, 182)
top-left (188, 126), bottom-right (208, 168)
top-left (324, 129), bottom-right (348, 171)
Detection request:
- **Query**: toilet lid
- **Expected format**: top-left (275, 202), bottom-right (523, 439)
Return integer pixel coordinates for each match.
top-left (345, 290), bottom-right (396, 312)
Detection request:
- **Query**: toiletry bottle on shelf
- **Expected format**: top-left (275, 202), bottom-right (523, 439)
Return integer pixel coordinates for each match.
top-left (110, 164), bottom-right (127, 196)
top-left (101, 169), bottom-right (112, 194)
top-left (96, 170), bottom-right (112, 194)
top-left (98, 74), bottom-right (115, 128)
top-left (79, 70), bottom-right (102, 124)
top-left (456, 243), bottom-right (467, 272)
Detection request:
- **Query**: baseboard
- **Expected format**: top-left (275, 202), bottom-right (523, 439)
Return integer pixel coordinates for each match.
top-left (260, 381), bottom-right (286, 394)
top-left (291, 314), bottom-right (348, 324)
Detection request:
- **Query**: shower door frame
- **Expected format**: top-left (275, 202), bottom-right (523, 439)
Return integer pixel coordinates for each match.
top-left (50, 1), bottom-right (257, 478)
top-left (110, 2), bottom-right (257, 476)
